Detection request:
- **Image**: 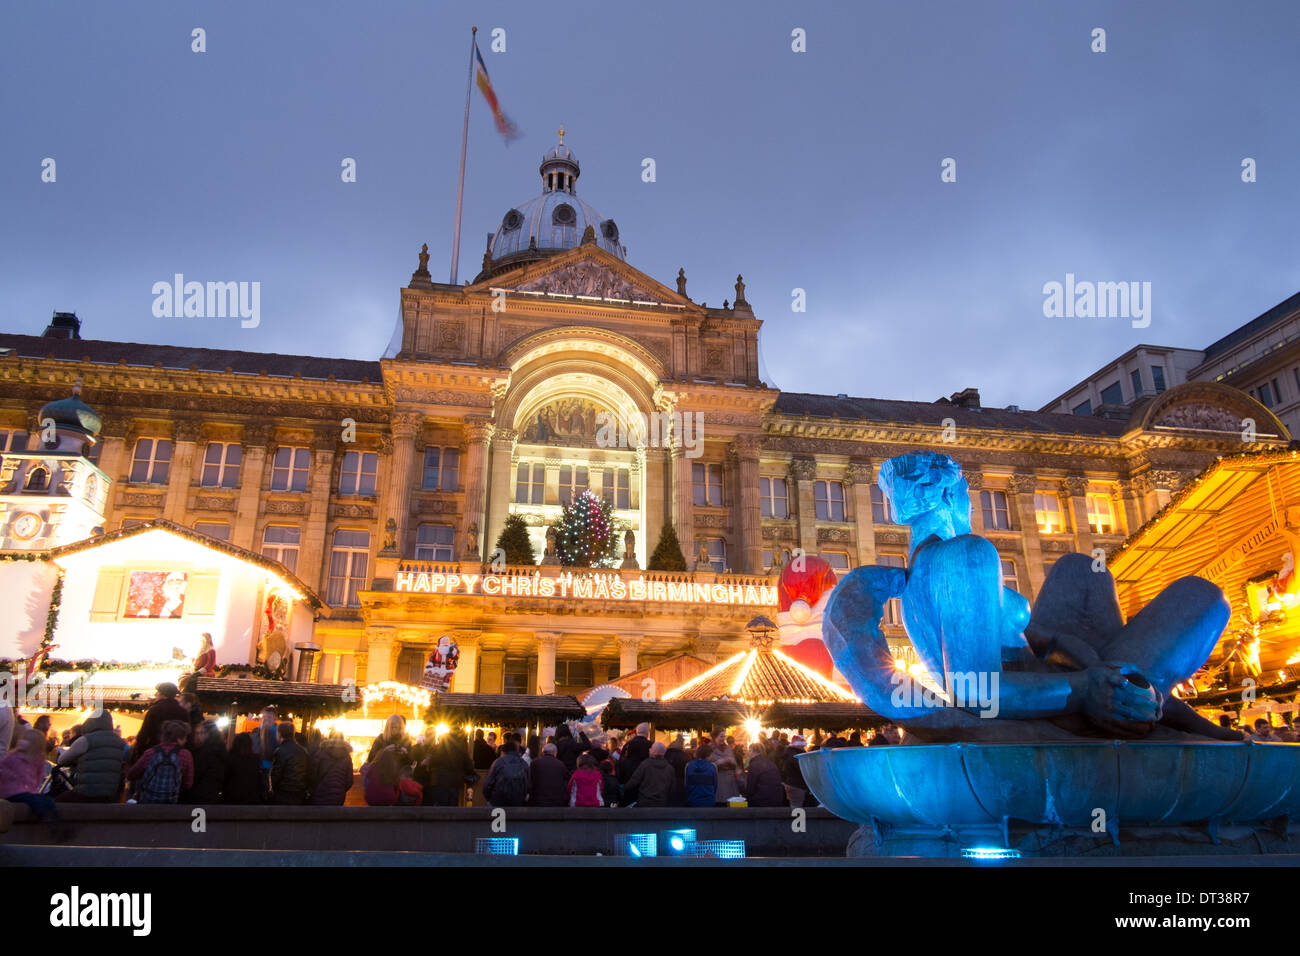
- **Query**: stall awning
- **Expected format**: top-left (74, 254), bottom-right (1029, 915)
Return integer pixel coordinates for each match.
top-left (193, 676), bottom-right (351, 716)
top-left (426, 693), bottom-right (585, 724)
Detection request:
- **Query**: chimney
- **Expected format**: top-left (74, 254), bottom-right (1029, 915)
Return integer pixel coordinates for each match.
top-left (43, 311), bottom-right (81, 340)
top-left (949, 388), bottom-right (980, 409)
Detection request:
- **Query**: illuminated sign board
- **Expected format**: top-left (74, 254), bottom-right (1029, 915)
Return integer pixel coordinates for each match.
top-left (394, 571), bottom-right (777, 607)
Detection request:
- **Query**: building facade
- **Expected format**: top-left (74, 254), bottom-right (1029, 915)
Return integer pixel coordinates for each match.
top-left (2, 136), bottom-right (1290, 696)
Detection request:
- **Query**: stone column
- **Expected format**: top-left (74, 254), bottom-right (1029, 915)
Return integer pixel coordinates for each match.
top-left (299, 428), bottom-right (338, 596)
top-left (1062, 475), bottom-right (1092, 556)
top-left (846, 461), bottom-right (876, 566)
top-left (483, 427), bottom-right (517, 565)
top-left (163, 419), bottom-right (202, 522)
top-left (365, 627), bottom-right (397, 683)
top-left (641, 447), bottom-right (667, 565)
top-left (731, 435), bottom-right (762, 573)
top-left (1145, 469), bottom-right (1187, 515)
top-left (478, 648), bottom-right (505, 694)
top-left (964, 470), bottom-right (986, 535)
top-left (452, 629), bottom-right (480, 693)
top-left (1117, 478), bottom-right (1142, 536)
top-left (383, 412), bottom-right (421, 558)
top-left (535, 631), bottom-right (560, 694)
top-left (790, 458), bottom-right (818, 558)
top-left (232, 424), bottom-right (272, 550)
top-left (95, 432), bottom-right (126, 523)
top-left (617, 636), bottom-right (642, 676)
top-left (672, 445), bottom-right (695, 563)
top-left (1007, 473), bottom-right (1047, 598)
top-left (460, 416), bottom-right (494, 559)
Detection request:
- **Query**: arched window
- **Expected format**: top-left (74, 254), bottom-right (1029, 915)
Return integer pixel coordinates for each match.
top-left (25, 466), bottom-right (49, 492)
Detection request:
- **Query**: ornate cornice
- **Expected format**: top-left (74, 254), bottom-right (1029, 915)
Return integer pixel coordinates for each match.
top-left (962, 471), bottom-right (984, 490)
top-left (1061, 475), bottom-right (1090, 498)
top-left (788, 458), bottom-right (817, 482)
top-left (464, 415), bottom-right (495, 445)
top-left (1007, 473), bottom-right (1039, 494)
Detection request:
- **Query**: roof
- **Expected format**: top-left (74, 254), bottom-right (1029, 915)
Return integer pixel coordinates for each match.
top-left (662, 643), bottom-right (858, 706)
top-left (599, 697), bottom-right (885, 731)
top-left (0, 333), bottom-right (381, 383)
top-left (47, 518), bottom-right (324, 608)
top-left (193, 676), bottom-right (351, 716)
top-left (773, 391), bottom-right (1130, 436)
top-left (426, 693), bottom-right (585, 723)
top-left (1202, 290), bottom-right (1300, 361)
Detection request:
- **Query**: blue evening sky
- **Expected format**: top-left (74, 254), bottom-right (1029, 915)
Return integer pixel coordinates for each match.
top-left (2, 0), bottom-right (1298, 409)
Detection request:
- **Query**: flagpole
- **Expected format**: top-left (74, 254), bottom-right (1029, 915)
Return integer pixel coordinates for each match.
top-left (450, 26), bottom-right (476, 285)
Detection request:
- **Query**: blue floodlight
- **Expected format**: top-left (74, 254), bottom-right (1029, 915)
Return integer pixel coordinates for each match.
top-left (683, 839), bottom-right (746, 859)
top-left (475, 837), bottom-right (519, 856)
top-left (961, 847), bottom-right (1020, 861)
top-left (665, 829), bottom-right (697, 854)
top-left (615, 833), bottom-right (657, 857)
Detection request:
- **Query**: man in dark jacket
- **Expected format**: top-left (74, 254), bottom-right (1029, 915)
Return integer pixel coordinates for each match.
top-left (483, 740), bottom-right (530, 807)
top-left (618, 722), bottom-right (652, 784)
top-left (270, 721), bottom-right (308, 804)
top-left (133, 683), bottom-right (189, 759)
top-left (744, 743), bottom-right (785, 807)
top-left (624, 741), bottom-right (676, 807)
top-left (55, 709), bottom-right (124, 802)
top-left (664, 735), bottom-right (688, 806)
top-left (528, 743), bottom-right (570, 806)
top-left (683, 744), bottom-right (718, 808)
top-left (553, 724), bottom-right (590, 774)
top-left (182, 720), bottom-right (228, 804)
top-left (419, 733), bottom-right (476, 806)
top-left (472, 730), bottom-right (496, 770)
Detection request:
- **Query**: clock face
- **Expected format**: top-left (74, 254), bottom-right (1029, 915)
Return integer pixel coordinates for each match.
top-left (11, 512), bottom-right (43, 541)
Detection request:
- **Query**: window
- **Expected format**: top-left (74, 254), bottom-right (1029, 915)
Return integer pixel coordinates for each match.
top-left (1086, 494), bottom-right (1116, 534)
top-left (193, 521), bottom-right (230, 541)
top-left (503, 659), bottom-right (530, 695)
top-left (516, 463), bottom-right (544, 504)
top-left (602, 468), bottom-right (631, 510)
top-left (201, 442), bottom-right (242, 488)
top-left (823, 551), bottom-right (850, 573)
top-left (0, 430), bottom-right (28, 464)
top-left (558, 465), bottom-right (588, 505)
top-left (262, 525), bottom-right (301, 572)
top-left (871, 483), bottom-right (893, 523)
top-left (1294, 367), bottom-right (1300, 396)
top-left (271, 447), bottom-right (310, 492)
top-left (1001, 559), bottom-right (1019, 592)
top-left (1152, 365), bottom-right (1166, 393)
top-left (129, 438), bottom-right (173, 484)
top-left (981, 490), bottom-right (1011, 530)
top-left (1099, 381), bottom-right (1123, 406)
top-left (395, 647), bottom-right (428, 686)
top-left (416, 524), bottom-right (455, 561)
top-left (1034, 493), bottom-right (1064, 534)
top-left (422, 447), bottom-right (459, 491)
top-left (1130, 369), bottom-right (1143, 399)
top-left (1071, 400), bottom-right (1092, 416)
top-left (760, 477), bottom-right (788, 518)
top-left (327, 529), bottom-right (370, 607)
top-left (762, 548), bottom-right (775, 571)
top-left (555, 659), bottom-right (594, 687)
top-left (1257, 382), bottom-right (1275, 409)
top-left (25, 466), bottom-right (49, 491)
top-left (814, 480), bottom-right (846, 521)
top-left (693, 463), bottom-right (723, 506)
top-left (878, 554), bottom-right (905, 625)
top-left (338, 451), bottom-right (377, 495)
top-left (702, 537), bottom-right (727, 572)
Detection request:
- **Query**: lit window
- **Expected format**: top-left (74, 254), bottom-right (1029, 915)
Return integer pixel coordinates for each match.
top-left (1100, 381), bottom-right (1123, 405)
top-left (270, 447), bottom-right (311, 492)
top-left (980, 490), bottom-right (1011, 530)
top-left (338, 451), bottom-right (378, 496)
top-left (558, 465), bottom-right (588, 505)
top-left (1086, 494), bottom-right (1116, 534)
top-left (328, 529), bottom-right (370, 607)
top-left (416, 524), bottom-right (455, 561)
top-left (516, 463), bottom-right (544, 504)
top-left (194, 521), bottom-right (230, 542)
top-left (130, 438), bottom-right (173, 484)
top-left (760, 477), bottom-right (788, 518)
top-left (422, 447), bottom-right (459, 491)
top-left (201, 442), bottom-right (242, 488)
top-left (870, 483), bottom-right (893, 523)
top-left (878, 554), bottom-right (905, 625)
top-left (1001, 559), bottom-right (1019, 592)
top-left (1034, 493), bottom-right (1064, 534)
top-left (823, 551), bottom-right (850, 573)
top-left (262, 525), bottom-right (301, 572)
top-left (693, 463), bottom-right (723, 506)
top-left (703, 537), bottom-right (727, 572)
top-left (601, 468), bottom-right (631, 510)
top-left (814, 480), bottom-right (846, 521)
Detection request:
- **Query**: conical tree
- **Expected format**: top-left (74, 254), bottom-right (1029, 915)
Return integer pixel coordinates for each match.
top-left (553, 489), bottom-right (620, 568)
top-left (647, 521), bottom-right (688, 572)
top-left (493, 512), bottom-right (537, 566)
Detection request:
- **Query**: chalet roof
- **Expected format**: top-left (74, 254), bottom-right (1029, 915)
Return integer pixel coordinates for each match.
top-left (426, 692), bottom-right (585, 724)
top-left (662, 643), bottom-right (858, 706)
top-left (193, 676), bottom-right (351, 716)
top-left (599, 697), bottom-right (885, 732)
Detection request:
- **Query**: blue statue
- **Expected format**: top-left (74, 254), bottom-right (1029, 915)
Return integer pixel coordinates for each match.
top-left (824, 452), bottom-right (1240, 741)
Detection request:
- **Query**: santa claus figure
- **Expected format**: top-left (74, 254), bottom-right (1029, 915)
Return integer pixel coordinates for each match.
top-left (776, 553), bottom-right (842, 679)
top-left (421, 635), bottom-right (460, 692)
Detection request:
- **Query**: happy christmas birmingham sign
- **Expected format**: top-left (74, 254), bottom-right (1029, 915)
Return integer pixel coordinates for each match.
top-left (395, 571), bottom-right (777, 606)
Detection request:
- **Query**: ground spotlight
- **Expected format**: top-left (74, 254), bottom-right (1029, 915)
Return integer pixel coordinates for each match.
top-left (665, 829), bottom-right (697, 854)
top-left (682, 839), bottom-right (745, 859)
top-left (615, 833), bottom-right (657, 857)
top-left (961, 847), bottom-right (1020, 861)
top-left (475, 837), bottom-right (519, 856)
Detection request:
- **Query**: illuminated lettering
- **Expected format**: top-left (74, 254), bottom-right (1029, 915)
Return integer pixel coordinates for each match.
top-left (446, 573), bottom-right (461, 592)
top-left (630, 579), bottom-right (647, 600)
top-left (429, 573), bottom-right (445, 593)
top-left (539, 577), bottom-right (555, 597)
top-left (667, 582), bottom-right (688, 602)
top-left (692, 583), bottom-right (710, 603)
top-left (728, 584), bottom-right (744, 603)
top-left (574, 578), bottom-right (594, 599)
top-left (610, 577), bottom-right (626, 599)
top-left (462, 574), bottom-right (479, 595)
top-left (481, 576), bottom-right (501, 595)
top-left (760, 586), bottom-right (777, 604)
top-left (651, 581), bottom-right (667, 601)
top-left (396, 571), bottom-right (415, 591)
top-left (711, 585), bottom-right (728, 603)
top-left (593, 576), bottom-right (610, 599)
top-left (744, 585), bottom-right (759, 604)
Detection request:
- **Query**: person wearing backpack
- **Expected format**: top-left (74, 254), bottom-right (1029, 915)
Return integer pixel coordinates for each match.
top-left (483, 739), bottom-right (529, 808)
top-left (126, 720), bottom-right (193, 804)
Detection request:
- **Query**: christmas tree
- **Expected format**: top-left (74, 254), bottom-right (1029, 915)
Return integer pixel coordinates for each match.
top-left (553, 489), bottom-right (620, 568)
top-left (647, 521), bottom-right (688, 572)
top-left (493, 512), bottom-right (537, 566)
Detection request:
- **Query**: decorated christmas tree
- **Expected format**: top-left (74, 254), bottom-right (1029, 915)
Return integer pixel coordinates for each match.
top-left (647, 520), bottom-right (688, 572)
top-left (553, 489), bottom-right (620, 568)
top-left (493, 512), bottom-right (537, 566)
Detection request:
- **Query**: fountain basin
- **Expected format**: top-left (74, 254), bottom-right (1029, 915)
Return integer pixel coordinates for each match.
top-left (797, 741), bottom-right (1300, 828)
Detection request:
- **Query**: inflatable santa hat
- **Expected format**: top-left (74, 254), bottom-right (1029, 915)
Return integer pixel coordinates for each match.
top-left (775, 554), bottom-right (841, 677)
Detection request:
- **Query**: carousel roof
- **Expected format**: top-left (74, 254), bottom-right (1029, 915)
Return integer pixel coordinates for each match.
top-left (661, 637), bottom-right (859, 706)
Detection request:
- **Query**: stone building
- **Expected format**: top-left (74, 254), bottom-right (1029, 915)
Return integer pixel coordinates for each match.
top-left (1, 135), bottom-right (1289, 695)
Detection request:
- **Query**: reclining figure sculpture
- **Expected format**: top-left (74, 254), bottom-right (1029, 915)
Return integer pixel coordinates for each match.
top-left (824, 452), bottom-right (1241, 741)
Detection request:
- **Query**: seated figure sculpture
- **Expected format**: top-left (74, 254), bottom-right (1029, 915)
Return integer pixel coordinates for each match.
top-left (824, 452), bottom-right (1241, 741)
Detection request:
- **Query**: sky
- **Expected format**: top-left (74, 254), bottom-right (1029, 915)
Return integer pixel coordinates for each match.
top-left (2, 0), bottom-right (1299, 410)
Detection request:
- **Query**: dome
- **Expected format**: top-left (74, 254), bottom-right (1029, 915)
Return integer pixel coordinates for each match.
top-left (478, 129), bottom-right (627, 279)
top-left (39, 393), bottom-right (102, 439)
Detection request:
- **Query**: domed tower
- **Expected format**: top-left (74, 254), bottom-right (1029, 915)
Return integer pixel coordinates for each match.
top-left (0, 383), bottom-right (110, 550)
top-left (475, 128), bottom-right (627, 281)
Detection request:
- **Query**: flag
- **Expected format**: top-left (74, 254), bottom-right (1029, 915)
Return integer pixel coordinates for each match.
top-left (474, 39), bottom-right (519, 142)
